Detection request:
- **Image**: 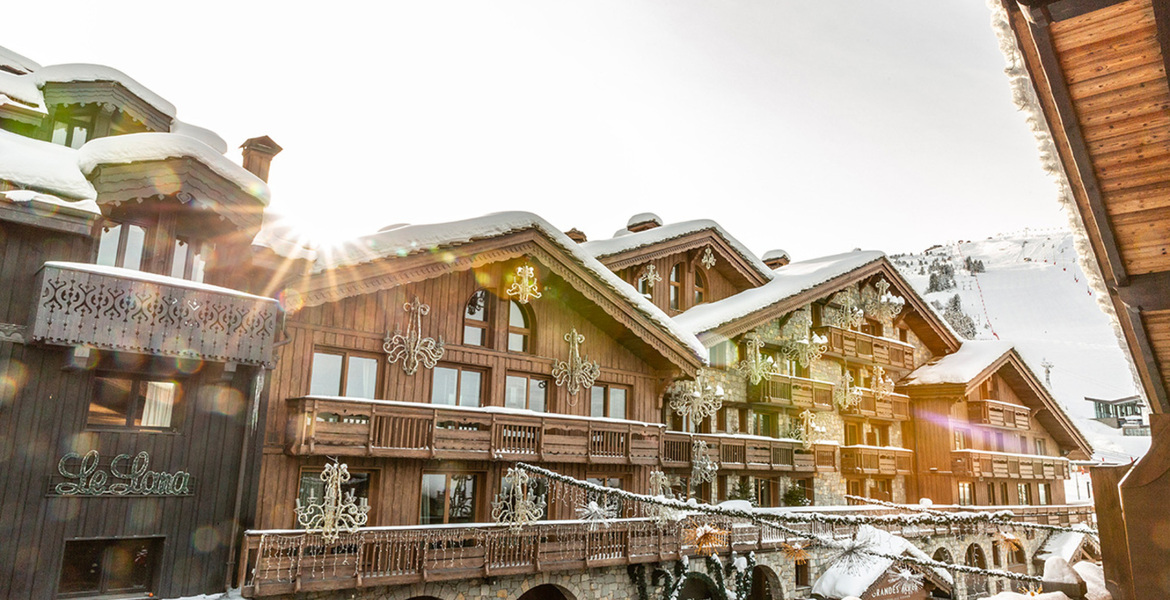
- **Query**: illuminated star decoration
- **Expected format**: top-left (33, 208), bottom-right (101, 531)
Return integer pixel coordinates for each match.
top-left (996, 531), bottom-right (1023, 553)
top-left (576, 499), bottom-right (618, 529)
top-left (384, 296), bottom-right (445, 375)
top-left (889, 567), bottom-right (924, 594)
top-left (1023, 584), bottom-right (1045, 596)
top-left (551, 329), bottom-right (601, 402)
top-left (683, 520), bottom-right (729, 556)
top-left (829, 534), bottom-right (878, 575)
top-left (506, 264), bottom-right (542, 304)
top-left (780, 541), bottom-right (810, 563)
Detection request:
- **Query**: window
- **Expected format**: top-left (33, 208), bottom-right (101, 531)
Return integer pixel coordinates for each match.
top-left (49, 107), bottom-right (94, 149)
top-left (1018, 483), bottom-right (1032, 505)
top-left (431, 365), bottom-right (483, 407)
top-left (88, 374), bottom-right (179, 430)
top-left (95, 221), bottom-right (147, 271)
top-left (1038, 483), bottom-right (1051, 506)
top-left (756, 478), bottom-right (778, 507)
top-left (987, 482), bottom-right (997, 506)
top-left (845, 422), bottom-right (861, 446)
top-left (794, 561), bottom-right (810, 587)
top-left (309, 350), bottom-right (379, 398)
top-left (1000, 482), bottom-right (1009, 506)
top-left (421, 472), bottom-right (478, 524)
top-left (1019, 435), bottom-right (1030, 454)
top-left (995, 432), bottom-right (1005, 452)
top-left (754, 412), bottom-right (778, 438)
top-left (874, 424), bottom-right (891, 447)
top-left (463, 290), bottom-right (490, 347)
top-left (954, 428), bottom-right (970, 450)
top-left (299, 468), bottom-right (371, 523)
top-left (637, 271), bottom-right (652, 297)
top-left (508, 301), bottom-right (532, 352)
top-left (170, 236), bottom-right (214, 282)
top-left (58, 538), bottom-right (160, 598)
top-left (1035, 439), bottom-right (1048, 456)
top-left (505, 373), bottom-right (548, 412)
top-left (669, 263), bottom-right (682, 310)
top-left (898, 327), bottom-right (909, 343)
top-left (958, 482), bottom-right (974, 506)
top-left (693, 269), bottom-right (707, 305)
top-left (861, 318), bottom-right (882, 336)
top-left (872, 479), bottom-right (892, 501)
top-left (847, 479), bottom-right (864, 500)
top-left (590, 384), bottom-right (628, 419)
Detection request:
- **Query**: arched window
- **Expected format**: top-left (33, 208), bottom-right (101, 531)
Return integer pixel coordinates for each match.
top-left (508, 301), bottom-right (532, 352)
top-left (463, 290), bottom-right (489, 347)
top-left (669, 263), bottom-right (683, 310)
top-left (693, 268), bottom-right (707, 305)
top-left (932, 547), bottom-right (953, 564)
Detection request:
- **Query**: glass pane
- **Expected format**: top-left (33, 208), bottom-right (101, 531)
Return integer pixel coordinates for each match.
top-left (309, 353), bottom-right (343, 396)
top-left (70, 126), bottom-right (88, 149)
top-left (95, 224), bottom-right (121, 267)
top-left (448, 474), bottom-right (476, 523)
top-left (105, 539), bottom-right (152, 592)
top-left (190, 243), bottom-right (212, 283)
top-left (466, 290), bottom-right (487, 321)
top-left (420, 473), bottom-right (447, 525)
top-left (508, 332), bottom-right (527, 353)
top-left (670, 265), bottom-right (681, 283)
top-left (122, 224), bottom-right (146, 270)
top-left (89, 376), bottom-right (133, 427)
top-left (58, 540), bottom-right (105, 595)
top-left (529, 379), bottom-right (546, 412)
top-left (505, 375), bottom-right (527, 410)
top-left (609, 388), bottom-right (626, 419)
top-left (136, 381), bottom-right (176, 428)
top-left (51, 121), bottom-right (69, 145)
top-left (459, 370), bottom-right (481, 407)
top-left (170, 239), bottom-right (189, 279)
top-left (345, 356), bottom-right (378, 398)
top-left (430, 367), bottom-right (459, 405)
top-left (509, 301), bottom-right (527, 328)
top-left (590, 386), bottom-right (605, 418)
top-left (463, 325), bottom-right (484, 346)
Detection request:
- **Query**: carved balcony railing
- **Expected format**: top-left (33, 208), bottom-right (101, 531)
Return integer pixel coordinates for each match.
top-left (839, 446), bottom-right (914, 476)
top-left (758, 373), bottom-right (834, 410)
top-left (840, 389), bottom-right (911, 420)
top-left (661, 431), bottom-right (837, 473)
top-left (967, 399), bottom-right (1032, 430)
top-left (812, 325), bottom-right (916, 371)
top-left (951, 450), bottom-right (1070, 480)
top-left (29, 261), bottom-right (279, 367)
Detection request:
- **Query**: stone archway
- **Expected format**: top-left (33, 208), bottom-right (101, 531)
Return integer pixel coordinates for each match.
top-left (518, 584), bottom-right (575, 600)
top-left (678, 573), bottom-right (719, 600)
top-left (965, 543), bottom-right (990, 598)
top-left (748, 564), bottom-right (784, 600)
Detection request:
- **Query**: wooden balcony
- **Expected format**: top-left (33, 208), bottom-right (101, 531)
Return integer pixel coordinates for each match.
top-left (840, 389), bottom-right (911, 420)
top-left (951, 450), bottom-right (1070, 480)
top-left (840, 446), bottom-right (914, 476)
top-left (968, 399), bottom-right (1031, 430)
top-left (661, 431), bottom-right (837, 473)
top-left (758, 373), bottom-right (834, 410)
top-left (29, 261), bottom-right (279, 367)
top-left (813, 325), bottom-right (915, 371)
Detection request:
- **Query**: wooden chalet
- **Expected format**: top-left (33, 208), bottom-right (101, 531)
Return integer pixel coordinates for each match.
top-left (993, 0), bottom-right (1170, 597)
top-left (0, 49), bottom-right (280, 599)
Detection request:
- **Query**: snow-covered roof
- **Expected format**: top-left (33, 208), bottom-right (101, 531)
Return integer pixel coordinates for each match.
top-left (0, 46), bottom-right (40, 75)
top-left (35, 63), bottom-right (176, 118)
top-left (0, 129), bottom-right (96, 201)
top-left (902, 340), bottom-right (1013, 386)
top-left (626, 212), bottom-right (662, 228)
top-left (810, 525), bottom-right (951, 599)
top-left (300, 211), bottom-right (708, 361)
top-left (78, 133), bottom-right (269, 204)
top-left (1036, 525), bottom-right (1093, 563)
top-left (1, 189), bottom-right (100, 216)
top-left (0, 71), bottom-right (46, 112)
top-left (762, 248), bottom-right (789, 262)
top-left (580, 219), bottom-right (774, 280)
top-left (674, 250), bottom-right (885, 336)
top-left (170, 120), bottom-right (228, 154)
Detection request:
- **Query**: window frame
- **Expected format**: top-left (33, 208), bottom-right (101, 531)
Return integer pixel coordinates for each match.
top-left (87, 372), bottom-right (182, 432)
top-left (430, 363), bottom-right (486, 408)
top-left (57, 537), bottom-right (162, 598)
top-left (668, 263), bottom-right (683, 310)
top-left (462, 289), bottom-right (491, 348)
top-left (590, 383), bottom-right (629, 420)
top-left (507, 300), bottom-right (533, 353)
top-left (297, 466), bottom-right (376, 525)
top-left (49, 105), bottom-right (96, 149)
top-left (94, 218), bottom-right (151, 271)
top-left (420, 471), bottom-right (482, 525)
top-left (958, 481), bottom-right (974, 506)
top-left (169, 234), bottom-right (215, 283)
top-left (504, 372), bottom-right (550, 412)
top-left (693, 268), bottom-right (707, 306)
top-left (308, 347), bottom-right (383, 399)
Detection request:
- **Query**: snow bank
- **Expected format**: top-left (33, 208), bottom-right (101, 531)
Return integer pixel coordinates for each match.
top-left (581, 218), bottom-right (774, 281)
top-left (810, 525), bottom-right (950, 599)
top-left (0, 129), bottom-right (96, 201)
top-left (1044, 557), bottom-right (1081, 585)
top-left (35, 64), bottom-right (176, 118)
top-left (902, 340), bottom-right (1012, 385)
top-left (1071, 562), bottom-right (1111, 600)
top-left (675, 250), bottom-right (885, 336)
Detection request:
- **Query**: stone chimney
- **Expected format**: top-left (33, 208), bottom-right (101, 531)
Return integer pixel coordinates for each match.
top-left (762, 249), bottom-right (790, 269)
top-left (626, 212), bottom-right (663, 233)
top-left (564, 228), bottom-right (587, 243)
top-left (240, 135), bottom-right (283, 182)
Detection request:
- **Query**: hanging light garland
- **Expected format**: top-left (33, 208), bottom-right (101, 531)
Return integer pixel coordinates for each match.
top-left (735, 331), bottom-right (773, 386)
top-left (507, 264), bottom-right (542, 304)
top-left (491, 467), bottom-right (546, 532)
top-left (551, 328), bottom-right (601, 401)
top-left (384, 296), bottom-right (445, 375)
top-left (294, 459), bottom-right (370, 542)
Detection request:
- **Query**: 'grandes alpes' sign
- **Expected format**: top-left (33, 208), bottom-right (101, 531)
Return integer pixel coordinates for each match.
top-left (55, 450), bottom-right (192, 496)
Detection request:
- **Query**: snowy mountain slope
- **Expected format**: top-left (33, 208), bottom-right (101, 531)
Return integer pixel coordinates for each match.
top-left (891, 229), bottom-right (1150, 462)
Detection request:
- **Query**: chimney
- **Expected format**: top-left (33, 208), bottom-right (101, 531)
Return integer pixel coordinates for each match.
top-left (240, 135), bottom-right (283, 183)
top-left (762, 249), bottom-right (790, 269)
top-left (564, 228), bottom-right (588, 243)
top-left (626, 212), bottom-right (663, 233)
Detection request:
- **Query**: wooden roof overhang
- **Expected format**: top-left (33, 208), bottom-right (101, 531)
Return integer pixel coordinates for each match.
top-left (89, 157), bottom-right (266, 233)
top-left (594, 229), bottom-right (772, 291)
top-left (0, 98), bottom-right (44, 126)
top-left (999, 0), bottom-right (1170, 412)
top-left (290, 229), bottom-right (705, 375)
top-left (42, 81), bottom-right (171, 132)
top-left (695, 257), bottom-right (961, 356)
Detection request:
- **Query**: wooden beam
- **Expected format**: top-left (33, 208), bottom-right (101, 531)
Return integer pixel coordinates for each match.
top-left (1151, 0), bottom-right (1170, 111)
top-left (1124, 302), bottom-right (1170, 411)
top-left (1114, 270), bottom-right (1170, 310)
top-left (1031, 0), bottom-right (1133, 21)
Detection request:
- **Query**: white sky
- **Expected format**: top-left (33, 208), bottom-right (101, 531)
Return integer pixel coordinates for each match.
top-left (6, 1), bottom-right (1068, 260)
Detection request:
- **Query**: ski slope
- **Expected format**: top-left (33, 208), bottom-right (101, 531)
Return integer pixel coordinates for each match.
top-left (892, 229), bottom-right (1150, 462)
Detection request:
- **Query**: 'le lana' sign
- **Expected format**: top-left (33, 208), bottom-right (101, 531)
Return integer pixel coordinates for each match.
top-left (55, 450), bottom-right (192, 496)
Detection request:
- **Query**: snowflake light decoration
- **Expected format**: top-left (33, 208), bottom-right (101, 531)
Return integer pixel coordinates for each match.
top-left (701, 246), bottom-right (717, 270)
top-left (780, 541), bottom-right (809, 563)
top-left (828, 534), bottom-right (878, 575)
top-left (506, 264), bottom-right (542, 304)
top-left (871, 365), bottom-right (895, 401)
top-left (551, 329), bottom-right (601, 401)
top-left (735, 331), bottom-right (773, 385)
top-left (294, 459), bottom-right (370, 542)
top-left (576, 499), bottom-right (617, 529)
top-left (862, 278), bottom-right (905, 321)
top-left (691, 438), bottom-right (719, 484)
top-left (668, 369), bottom-right (725, 425)
top-left (778, 309), bottom-right (827, 368)
top-left (638, 264), bottom-right (662, 289)
top-left (683, 520), bottom-right (729, 556)
top-left (797, 409), bottom-right (823, 450)
top-left (829, 287), bottom-right (865, 330)
top-left (384, 296), bottom-right (445, 375)
top-left (491, 467), bottom-right (546, 532)
top-left (834, 370), bottom-right (864, 411)
top-left (889, 567), bottom-right (924, 594)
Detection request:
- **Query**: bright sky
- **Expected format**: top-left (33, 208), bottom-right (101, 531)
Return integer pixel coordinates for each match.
top-left (6, 1), bottom-right (1068, 260)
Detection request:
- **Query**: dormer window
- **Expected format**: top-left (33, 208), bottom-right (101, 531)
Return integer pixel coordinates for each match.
top-left (508, 301), bottom-right (532, 352)
top-left (49, 106), bottom-right (95, 149)
top-left (693, 268), bottom-right (707, 305)
top-left (669, 263), bottom-right (682, 310)
top-left (95, 220), bottom-right (147, 271)
top-left (463, 290), bottom-right (490, 347)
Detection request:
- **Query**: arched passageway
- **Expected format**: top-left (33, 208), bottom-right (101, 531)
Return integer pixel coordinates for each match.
top-left (748, 564), bottom-right (783, 600)
top-left (678, 574), bottom-right (718, 600)
top-left (965, 544), bottom-right (990, 598)
top-left (518, 584), bottom-right (573, 600)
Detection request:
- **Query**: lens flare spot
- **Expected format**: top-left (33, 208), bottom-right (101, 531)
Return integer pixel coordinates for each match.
top-left (0, 358), bottom-right (28, 406)
top-left (174, 355), bottom-right (202, 375)
top-left (192, 525), bottom-right (222, 553)
top-left (202, 385), bottom-right (244, 417)
top-left (48, 498), bottom-right (81, 522)
top-left (278, 288), bottom-right (305, 313)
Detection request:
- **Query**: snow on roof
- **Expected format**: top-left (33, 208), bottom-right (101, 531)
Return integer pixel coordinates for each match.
top-left (304, 211), bottom-right (708, 361)
top-left (2, 189), bottom-right (100, 216)
top-left (78, 133), bottom-right (270, 204)
top-left (0, 71), bottom-right (47, 112)
top-left (170, 120), bottom-right (228, 154)
top-left (810, 525), bottom-right (951, 599)
top-left (0, 46), bottom-right (41, 74)
top-left (252, 210), bottom-right (319, 261)
top-left (762, 248), bottom-right (789, 262)
top-left (580, 219), bottom-right (774, 279)
top-left (35, 64), bottom-right (176, 118)
top-left (1036, 526), bottom-right (1093, 563)
top-left (674, 250), bottom-right (885, 336)
top-left (0, 129), bottom-right (96, 201)
top-left (626, 212), bottom-right (662, 228)
top-left (902, 340), bottom-right (1013, 386)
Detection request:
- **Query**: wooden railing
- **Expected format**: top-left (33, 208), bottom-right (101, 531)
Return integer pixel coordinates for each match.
top-left (29, 261), bottom-right (280, 367)
top-left (951, 450), bottom-right (1070, 480)
top-left (813, 325), bottom-right (916, 370)
top-left (759, 373), bottom-right (834, 410)
top-left (840, 446), bottom-right (914, 476)
top-left (967, 399), bottom-right (1032, 430)
top-left (839, 389), bottom-right (911, 420)
top-left (656, 431), bottom-right (835, 473)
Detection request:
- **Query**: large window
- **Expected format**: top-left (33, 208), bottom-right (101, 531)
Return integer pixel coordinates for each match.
top-left (309, 350), bottom-right (380, 398)
top-left (505, 373), bottom-right (548, 412)
top-left (508, 301), bottom-right (532, 352)
top-left (669, 264), bottom-right (682, 310)
top-left (49, 107), bottom-right (94, 149)
top-left (95, 221), bottom-right (147, 271)
top-left (590, 384), bottom-right (628, 419)
top-left (1038, 482), bottom-right (1052, 506)
top-left (58, 538), bottom-right (160, 598)
top-left (463, 290), bottom-right (490, 347)
top-left (693, 269), bottom-right (707, 305)
top-left (421, 472), bottom-right (478, 524)
top-left (958, 482), bottom-right (974, 506)
top-left (298, 468), bottom-right (372, 523)
top-left (431, 365), bottom-right (483, 407)
top-left (169, 236), bottom-right (214, 283)
top-left (88, 375), bottom-right (180, 430)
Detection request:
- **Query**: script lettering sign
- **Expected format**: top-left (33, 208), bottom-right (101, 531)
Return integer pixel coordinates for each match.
top-left (54, 450), bottom-right (192, 496)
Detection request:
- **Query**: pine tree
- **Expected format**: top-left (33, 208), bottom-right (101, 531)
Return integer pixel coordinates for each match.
top-left (943, 294), bottom-right (977, 339)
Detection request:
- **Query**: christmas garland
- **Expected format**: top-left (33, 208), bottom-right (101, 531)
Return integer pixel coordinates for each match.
top-left (844, 494), bottom-right (1099, 536)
